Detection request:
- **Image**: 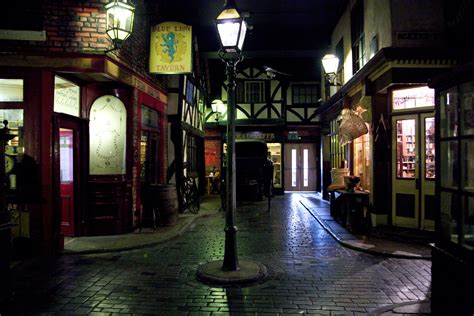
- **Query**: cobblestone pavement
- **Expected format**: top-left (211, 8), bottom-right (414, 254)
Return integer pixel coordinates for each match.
top-left (8, 193), bottom-right (431, 315)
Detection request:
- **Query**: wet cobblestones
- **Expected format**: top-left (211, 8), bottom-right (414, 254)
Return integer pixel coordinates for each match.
top-left (8, 193), bottom-right (431, 315)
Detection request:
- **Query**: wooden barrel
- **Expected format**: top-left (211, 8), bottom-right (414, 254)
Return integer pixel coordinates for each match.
top-left (149, 184), bottom-right (179, 226)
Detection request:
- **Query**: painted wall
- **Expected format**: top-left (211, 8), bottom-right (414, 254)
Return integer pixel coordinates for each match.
top-left (391, 0), bottom-right (445, 48)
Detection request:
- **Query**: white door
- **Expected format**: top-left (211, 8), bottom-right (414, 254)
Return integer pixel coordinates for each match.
top-left (392, 113), bottom-right (435, 229)
top-left (284, 143), bottom-right (317, 191)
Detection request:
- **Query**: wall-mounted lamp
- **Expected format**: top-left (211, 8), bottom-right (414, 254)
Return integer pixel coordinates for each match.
top-left (321, 54), bottom-right (341, 86)
top-left (211, 99), bottom-right (225, 122)
top-left (105, 0), bottom-right (135, 52)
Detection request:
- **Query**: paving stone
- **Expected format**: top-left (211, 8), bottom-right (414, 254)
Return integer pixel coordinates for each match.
top-left (7, 194), bottom-right (431, 315)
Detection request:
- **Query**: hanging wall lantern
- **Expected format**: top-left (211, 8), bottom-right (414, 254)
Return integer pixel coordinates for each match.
top-left (105, 0), bottom-right (135, 50)
top-left (321, 54), bottom-right (341, 86)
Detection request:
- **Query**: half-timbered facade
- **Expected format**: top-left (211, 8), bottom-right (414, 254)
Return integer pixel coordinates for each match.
top-left (167, 71), bottom-right (207, 211)
top-left (205, 63), bottom-right (321, 194)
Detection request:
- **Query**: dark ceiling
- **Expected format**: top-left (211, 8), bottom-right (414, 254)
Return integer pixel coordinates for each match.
top-left (153, 0), bottom-right (349, 96)
top-left (156, 0), bottom-right (348, 53)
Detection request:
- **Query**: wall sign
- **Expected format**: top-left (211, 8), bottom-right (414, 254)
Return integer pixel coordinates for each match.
top-left (89, 95), bottom-right (127, 175)
top-left (149, 22), bottom-right (192, 74)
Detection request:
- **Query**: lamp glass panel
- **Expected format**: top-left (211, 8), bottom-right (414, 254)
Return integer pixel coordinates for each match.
top-left (217, 22), bottom-right (240, 47)
top-left (322, 55), bottom-right (339, 74)
top-left (106, 1), bottom-right (134, 40)
top-left (237, 21), bottom-right (247, 50)
top-left (217, 8), bottom-right (240, 19)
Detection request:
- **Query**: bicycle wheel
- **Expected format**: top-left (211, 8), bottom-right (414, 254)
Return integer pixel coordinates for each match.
top-left (188, 181), bottom-right (200, 214)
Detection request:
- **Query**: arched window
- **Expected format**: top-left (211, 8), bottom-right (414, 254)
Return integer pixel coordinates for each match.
top-left (89, 95), bottom-right (127, 175)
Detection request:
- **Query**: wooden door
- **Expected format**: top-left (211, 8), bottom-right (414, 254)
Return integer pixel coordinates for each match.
top-left (59, 128), bottom-right (75, 237)
top-left (284, 143), bottom-right (317, 191)
top-left (392, 113), bottom-right (435, 229)
top-left (54, 115), bottom-right (86, 238)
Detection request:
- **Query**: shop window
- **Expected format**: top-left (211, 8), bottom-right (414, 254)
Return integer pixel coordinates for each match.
top-left (54, 76), bottom-right (80, 117)
top-left (353, 124), bottom-right (370, 190)
top-left (89, 95), bottom-right (127, 175)
top-left (351, 0), bottom-right (365, 74)
top-left (0, 79), bottom-right (23, 102)
top-left (439, 80), bottom-right (474, 251)
top-left (329, 118), bottom-right (346, 169)
top-left (393, 86), bottom-right (435, 110)
top-left (236, 81), bottom-right (264, 103)
top-left (292, 85), bottom-right (319, 104)
top-left (0, 109), bottom-right (24, 155)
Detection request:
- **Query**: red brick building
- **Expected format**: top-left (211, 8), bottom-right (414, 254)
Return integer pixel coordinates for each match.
top-left (0, 0), bottom-right (169, 254)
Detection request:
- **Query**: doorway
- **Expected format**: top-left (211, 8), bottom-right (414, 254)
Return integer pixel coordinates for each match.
top-left (284, 143), bottom-right (317, 191)
top-left (54, 116), bottom-right (85, 237)
top-left (391, 113), bottom-right (435, 230)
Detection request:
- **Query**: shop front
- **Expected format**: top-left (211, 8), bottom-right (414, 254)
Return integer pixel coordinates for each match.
top-left (320, 48), bottom-right (456, 230)
top-left (0, 54), bottom-right (167, 254)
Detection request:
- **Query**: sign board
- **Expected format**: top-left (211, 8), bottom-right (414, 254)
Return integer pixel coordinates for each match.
top-left (149, 22), bottom-right (192, 74)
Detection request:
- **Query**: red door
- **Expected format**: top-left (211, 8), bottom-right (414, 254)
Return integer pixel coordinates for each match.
top-left (60, 128), bottom-right (75, 237)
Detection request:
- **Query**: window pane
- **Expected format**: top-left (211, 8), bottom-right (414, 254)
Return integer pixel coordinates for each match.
top-left (0, 79), bottom-right (23, 102)
top-left (462, 140), bottom-right (474, 192)
top-left (425, 117), bottom-right (435, 179)
top-left (0, 109), bottom-right (24, 155)
top-left (440, 191), bottom-right (459, 245)
top-left (440, 89), bottom-right (459, 138)
top-left (60, 129), bottom-right (74, 182)
top-left (303, 149), bottom-right (308, 187)
top-left (463, 195), bottom-right (474, 250)
top-left (291, 149), bottom-right (297, 187)
top-left (396, 119), bottom-right (416, 179)
top-left (440, 140), bottom-right (458, 189)
top-left (54, 76), bottom-right (80, 117)
top-left (89, 95), bottom-right (127, 175)
top-left (460, 81), bottom-right (474, 136)
top-left (393, 86), bottom-right (435, 110)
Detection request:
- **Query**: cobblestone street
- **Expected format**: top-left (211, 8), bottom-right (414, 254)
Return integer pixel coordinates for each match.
top-left (8, 193), bottom-right (431, 315)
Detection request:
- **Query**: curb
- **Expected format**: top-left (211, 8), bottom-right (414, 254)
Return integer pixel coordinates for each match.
top-left (299, 201), bottom-right (431, 260)
top-left (61, 205), bottom-right (221, 255)
top-left (367, 300), bottom-right (430, 315)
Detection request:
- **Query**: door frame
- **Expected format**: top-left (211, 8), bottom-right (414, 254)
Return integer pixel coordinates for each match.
top-left (391, 111), bottom-right (435, 229)
top-left (53, 113), bottom-right (87, 237)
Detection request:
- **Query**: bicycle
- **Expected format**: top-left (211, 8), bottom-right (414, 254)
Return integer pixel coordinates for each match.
top-left (181, 176), bottom-right (200, 214)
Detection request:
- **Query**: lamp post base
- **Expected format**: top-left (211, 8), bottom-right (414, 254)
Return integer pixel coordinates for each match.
top-left (197, 260), bottom-right (267, 285)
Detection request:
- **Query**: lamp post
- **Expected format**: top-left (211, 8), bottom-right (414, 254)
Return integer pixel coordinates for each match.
top-left (215, 0), bottom-right (247, 272)
top-left (196, 0), bottom-right (266, 284)
top-left (104, 0), bottom-right (135, 51)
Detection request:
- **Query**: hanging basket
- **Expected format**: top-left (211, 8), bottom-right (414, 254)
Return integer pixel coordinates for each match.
top-left (338, 111), bottom-right (368, 145)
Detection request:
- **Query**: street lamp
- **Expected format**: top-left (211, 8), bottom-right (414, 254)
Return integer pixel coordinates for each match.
top-left (215, 0), bottom-right (247, 272)
top-left (104, 0), bottom-right (135, 51)
top-left (211, 99), bottom-right (225, 122)
top-left (196, 0), bottom-right (267, 284)
top-left (321, 54), bottom-right (341, 86)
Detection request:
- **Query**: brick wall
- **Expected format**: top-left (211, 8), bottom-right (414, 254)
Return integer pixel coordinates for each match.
top-left (0, 0), bottom-right (164, 89)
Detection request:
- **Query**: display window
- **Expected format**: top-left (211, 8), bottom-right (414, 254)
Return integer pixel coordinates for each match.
top-left (439, 81), bottom-right (474, 251)
top-left (352, 124), bottom-right (370, 190)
